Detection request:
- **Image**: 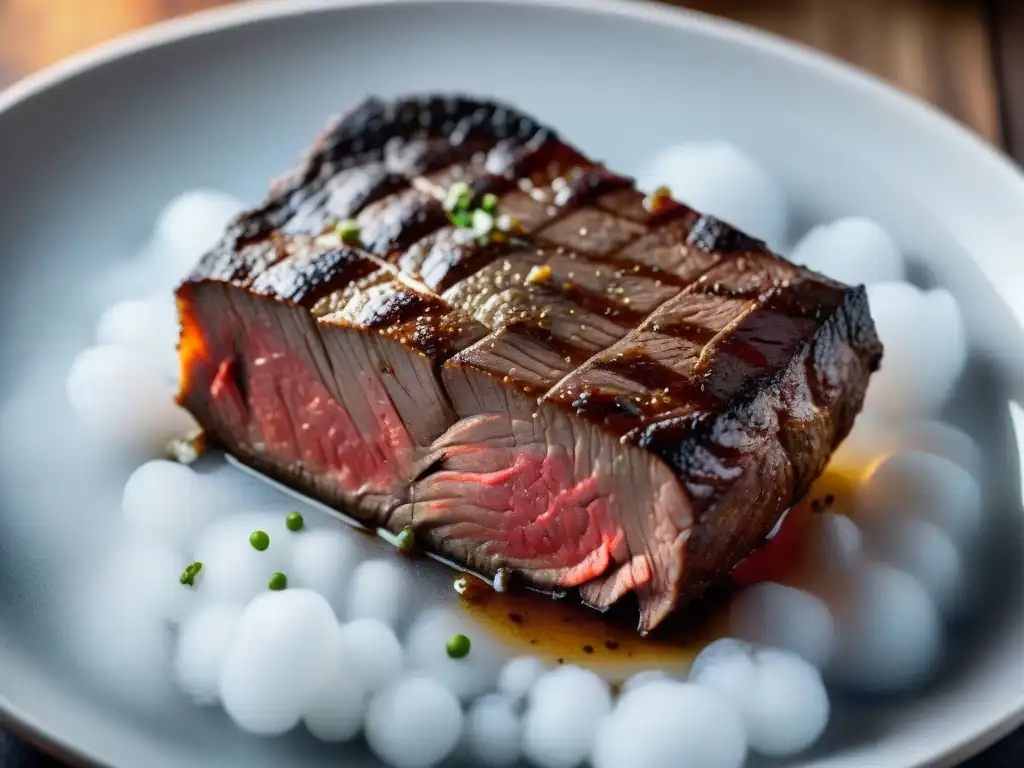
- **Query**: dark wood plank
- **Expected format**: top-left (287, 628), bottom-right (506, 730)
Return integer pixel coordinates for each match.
top-left (668, 0), bottom-right (1002, 143)
top-left (989, 0), bottom-right (1024, 160)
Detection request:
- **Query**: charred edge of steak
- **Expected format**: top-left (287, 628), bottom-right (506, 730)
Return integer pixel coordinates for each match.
top-left (176, 93), bottom-right (883, 634)
top-left (185, 95), bottom-right (562, 285)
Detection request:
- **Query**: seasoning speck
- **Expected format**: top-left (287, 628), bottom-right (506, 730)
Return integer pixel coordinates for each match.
top-left (508, 612), bottom-right (524, 624)
top-left (249, 530), bottom-right (270, 551)
top-left (268, 572), bottom-right (288, 591)
top-left (604, 640), bottom-right (620, 650)
top-left (285, 511), bottom-right (304, 531)
top-left (644, 185), bottom-right (672, 213)
top-left (179, 561), bottom-right (202, 587)
top-left (446, 633), bottom-right (472, 659)
top-left (582, 645), bottom-right (595, 654)
top-left (525, 264), bottom-right (552, 285)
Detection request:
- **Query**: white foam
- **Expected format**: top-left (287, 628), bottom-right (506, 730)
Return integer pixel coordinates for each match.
top-left (66, 344), bottom-right (197, 456)
top-left (496, 656), bottom-right (548, 703)
top-left (192, 512), bottom-right (296, 606)
top-left (523, 665), bottom-right (613, 768)
top-left (789, 217), bottom-right (904, 286)
top-left (857, 450), bottom-right (983, 546)
top-left (302, 629), bottom-right (367, 742)
top-left (337, 618), bottom-right (404, 694)
top-left (404, 606), bottom-right (502, 702)
top-left (346, 558), bottom-right (414, 628)
top-left (864, 516), bottom-right (965, 618)
top-left (173, 603), bottom-right (242, 705)
top-left (828, 562), bottom-right (943, 693)
top-left (729, 583), bottom-right (836, 668)
top-left (123, 460), bottom-right (228, 555)
top-left (592, 680), bottom-right (747, 768)
top-left (95, 294), bottom-right (180, 382)
top-left (690, 640), bottom-right (830, 757)
top-left (289, 526), bottom-right (362, 616)
top-left (70, 545), bottom-right (180, 711)
top-left (864, 283), bottom-right (967, 416)
top-left (150, 189), bottom-right (245, 288)
top-left (638, 142), bottom-right (788, 250)
top-left (218, 589), bottom-right (338, 736)
top-left (464, 694), bottom-right (522, 767)
top-left (364, 675), bottom-right (464, 768)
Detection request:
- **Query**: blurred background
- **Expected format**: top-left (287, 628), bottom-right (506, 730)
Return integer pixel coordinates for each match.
top-left (0, 1), bottom-right (1021, 767)
top-left (0, 0), bottom-right (1019, 158)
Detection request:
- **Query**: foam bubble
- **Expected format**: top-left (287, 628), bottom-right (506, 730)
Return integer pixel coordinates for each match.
top-left (638, 142), bottom-right (787, 249)
top-left (464, 694), bottom-right (522, 767)
top-left (173, 603), bottom-right (242, 704)
top-left (66, 344), bottom-right (197, 456)
top-left (523, 665), bottom-right (612, 768)
top-left (123, 460), bottom-right (228, 554)
top-left (365, 675), bottom-right (463, 768)
top-left (789, 217), bottom-right (904, 286)
top-left (690, 640), bottom-right (829, 757)
top-left (218, 589), bottom-right (338, 736)
top-left (729, 583), bottom-right (836, 668)
top-left (592, 680), bottom-right (746, 768)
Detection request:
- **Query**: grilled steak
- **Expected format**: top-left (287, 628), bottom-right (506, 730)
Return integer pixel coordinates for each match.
top-left (177, 95), bottom-right (882, 633)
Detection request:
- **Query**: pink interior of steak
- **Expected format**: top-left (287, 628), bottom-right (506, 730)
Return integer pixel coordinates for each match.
top-left (177, 95), bottom-right (882, 632)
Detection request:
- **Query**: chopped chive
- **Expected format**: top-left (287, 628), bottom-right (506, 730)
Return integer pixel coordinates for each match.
top-left (179, 561), bottom-right (203, 587)
top-left (448, 209), bottom-right (472, 229)
top-left (285, 511), bottom-right (304, 532)
top-left (443, 181), bottom-right (472, 212)
top-left (471, 209), bottom-right (495, 236)
top-left (395, 525), bottom-right (416, 553)
top-left (249, 530), bottom-right (270, 551)
top-left (446, 633), bottom-right (471, 659)
top-left (337, 219), bottom-right (361, 245)
top-left (481, 193), bottom-right (499, 214)
top-left (268, 572), bottom-right (288, 591)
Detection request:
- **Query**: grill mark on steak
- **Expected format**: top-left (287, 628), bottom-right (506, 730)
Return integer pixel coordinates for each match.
top-left (177, 94), bottom-right (883, 634)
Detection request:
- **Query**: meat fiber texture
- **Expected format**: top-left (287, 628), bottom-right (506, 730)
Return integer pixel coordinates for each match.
top-left (177, 95), bottom-right (882, 633)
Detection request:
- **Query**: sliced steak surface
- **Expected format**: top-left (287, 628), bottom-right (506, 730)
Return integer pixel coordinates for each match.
top-left (177, 94), bottom-right (882, 633)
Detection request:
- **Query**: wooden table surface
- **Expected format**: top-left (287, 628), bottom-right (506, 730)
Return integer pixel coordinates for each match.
top-left (0, 0), bottom-right (1021, 766)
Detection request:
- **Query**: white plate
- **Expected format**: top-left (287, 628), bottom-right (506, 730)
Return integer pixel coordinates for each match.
top-left (1, 1), bottom-right (1023, 766)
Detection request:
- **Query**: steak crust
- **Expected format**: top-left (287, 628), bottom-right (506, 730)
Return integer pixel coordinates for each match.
top-left (177, 94), bottom-right (882, 633)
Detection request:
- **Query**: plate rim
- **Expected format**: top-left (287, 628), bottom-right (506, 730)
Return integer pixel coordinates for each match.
top-left (1, 0), bottom-right (1023, 766)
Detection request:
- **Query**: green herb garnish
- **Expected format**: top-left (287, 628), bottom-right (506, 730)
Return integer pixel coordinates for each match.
top-left (337, 219), bottom-right (361, 245)
top-left (446, 633), bottom-right (471, 659)
top-left (179, 561), bottom-right (203, 587)
top-left (395, 525), bottom-right (416, 553)
top-left (443, 181), bottom-right (472, 212)
top-left (268, 572), bottom-right (288, 591)
top-left (481, 193), bottom-right (499, 214)
top-left (285, 511), bottom-right (304, 532)
top-left (249, 530), bottom-right (270, 551)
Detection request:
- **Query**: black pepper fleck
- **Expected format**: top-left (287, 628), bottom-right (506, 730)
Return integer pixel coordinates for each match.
top-left (582, 645), bottom-right (594, 654)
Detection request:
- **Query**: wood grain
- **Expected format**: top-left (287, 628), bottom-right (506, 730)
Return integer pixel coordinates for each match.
top-left (670, 0), bottom-right (1002, 143)
top-left (989, 0), bottom-right (1024, 159)
top-left (0, 0), bottom-right (1004, 146)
